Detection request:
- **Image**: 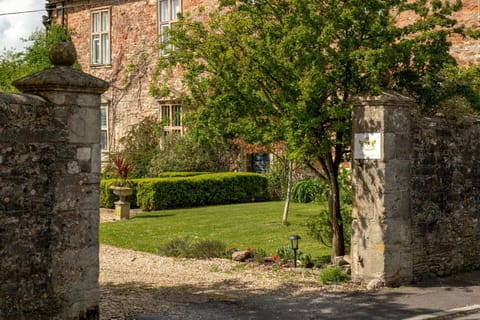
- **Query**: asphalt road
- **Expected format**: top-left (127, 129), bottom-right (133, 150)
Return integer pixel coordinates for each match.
top-left (135, 270), bottom-right (480, 320)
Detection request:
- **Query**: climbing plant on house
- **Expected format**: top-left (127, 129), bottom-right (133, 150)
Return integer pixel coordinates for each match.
top-left (152, 0), bottom-right (474, 258)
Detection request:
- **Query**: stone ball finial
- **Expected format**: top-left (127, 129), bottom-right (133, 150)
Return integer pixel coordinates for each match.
top-left (48, 41), bottom-right (77, 67)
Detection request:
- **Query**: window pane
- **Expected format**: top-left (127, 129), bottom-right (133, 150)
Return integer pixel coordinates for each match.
top-left (101, 11), bottom-right (108, 32)
top-left (171, 0), bottom-right (179, 20)
top-left (160, 0), bottom-right (168, 22)
top-left (92, 13), bottom-right (99, 32)
top-left (161, 25), bottom-right (169, 42)
top-left (160, 25), bottom-right (169, 55)
top-left (162, 105), bottom-right (170, 125)
top-left (92, 35), bottom-right (100, 64)
top-left (101, 107), bottom-right (107, 127)
top-left (173, 105), bottom-right (181, 126)
top-left (102, 34), bottom-right (110, 64)
top-left (101, 130), bottom-right (108, 150)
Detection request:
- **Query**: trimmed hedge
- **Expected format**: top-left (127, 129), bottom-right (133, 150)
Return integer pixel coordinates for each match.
top-left (100, 172), bottom-right (269, 210)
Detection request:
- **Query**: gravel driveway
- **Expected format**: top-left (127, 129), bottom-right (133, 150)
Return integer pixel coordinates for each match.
top-left (99, 210), bottom-right (362, 319)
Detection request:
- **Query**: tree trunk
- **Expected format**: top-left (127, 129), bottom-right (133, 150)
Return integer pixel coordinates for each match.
top-left (282, 159), bottom-right (293, 224)
top-left (328, 176), bottom-right (345, 258)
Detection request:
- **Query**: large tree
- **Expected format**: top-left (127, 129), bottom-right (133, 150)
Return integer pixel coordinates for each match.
top-left (153, 0), bottom-right (466, 258)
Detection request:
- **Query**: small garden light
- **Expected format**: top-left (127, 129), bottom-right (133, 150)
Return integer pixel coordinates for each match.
top-left (288, 235), bottom-right (301, 267)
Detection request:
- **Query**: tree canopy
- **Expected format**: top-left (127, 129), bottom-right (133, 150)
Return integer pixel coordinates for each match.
top-left (152, 0), bottom-right (475, 257)
top-left (0, 24), bottom-right (72, 93)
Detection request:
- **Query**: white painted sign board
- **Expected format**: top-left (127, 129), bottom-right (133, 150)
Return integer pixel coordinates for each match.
top-left (354, 133), bottom-right (382, 159)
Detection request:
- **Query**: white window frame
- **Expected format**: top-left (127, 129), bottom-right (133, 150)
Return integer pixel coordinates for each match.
top-left (158, 0), bottom-right (182, 55)
top-left (91, 8), bottom-right (111, 66)
top-left (100, 105), bottom-right (109, 151)
top-left (160, 103), bottom-right (183, 135)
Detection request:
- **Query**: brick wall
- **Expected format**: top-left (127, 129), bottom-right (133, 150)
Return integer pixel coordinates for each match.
top-left (397, 0), bottom-right (480, 65)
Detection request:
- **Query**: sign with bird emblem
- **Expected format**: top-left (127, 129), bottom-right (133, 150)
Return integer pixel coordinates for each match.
top-left (354, 133), bottom-right (382, 159)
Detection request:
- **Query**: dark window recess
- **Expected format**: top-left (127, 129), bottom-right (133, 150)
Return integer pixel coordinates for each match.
top-left (252, 153), bottom-right (270, 173)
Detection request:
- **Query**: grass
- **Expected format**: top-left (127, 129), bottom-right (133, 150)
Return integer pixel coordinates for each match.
top-left (99, 201), bottom-right (331, 258)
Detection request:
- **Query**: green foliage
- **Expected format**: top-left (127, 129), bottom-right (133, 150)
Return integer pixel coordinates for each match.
top-left (152, 0), bottom-right (470, 257)
top-left (292, 168), bottom-right (352, 205)
top-left (118, 116), bottom-right (163, 178)
top-left (276, 246), bottom-right (294, 262)
top-left (338, 168), bottom-right (352, 205)
top-left (275, 246), bottom-right (313, 267)
top-left (319, 266), bottom-right (350, 284)
top-left (100, 172), bottom-right (269, 210)
top-left (298, 253), bottom-right (314, 268)
top-left (291, 179), bottom-right (328, 203)
top-left (148, 133), bottom-right (230, 175)
top-left (304, 207), bottom-right (352, 248)
top-left (117, 116), bottom-right (232, 177)
top-left (265, 160), bottom-right (289, 200)
top-left (252, 248), bottom-right (268, 264)
top-left (0, 24), bottom-right (74, 93)
top-left (313, 255), bottom-right (333, 268)
top-left (136, 172), bottom-right (269, 211)
top-left (158, 237), bottom-right (192, 257)
top-left (158, 236), bottom-right (226, 259)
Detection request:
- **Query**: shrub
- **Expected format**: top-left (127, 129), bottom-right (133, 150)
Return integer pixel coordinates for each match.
top-left (158, 237), bottom-right (193, 258)
top-left (252, 248), bottom-right (268, 263)
top-left (276, 246), bottom-right (294, 262)
top-left (313, 255), bottom-right (332, 268)
top-left (265, 161), bottom-right (289, 200)
top-left (304, 206), bottom-right (352, 248)
top-left (298, 253), bottom-right (314, 268)
top-left (135, 172), bottom-right (269, 211)
top-left (100, 172), bottom-right (269, 210)
top-left (191, 239), bottom-right (226, 258)
top-left (118, 116), bottom-right (164, 178)
top-left (158, 237), bottom-right (226, 259)
top-left (148, 134), bottom-right (230, 175)
top-left (291, 168), bottom-right (352, 204)
top-left (319, 266), bottom-right (350, 284)
top-left (291, 179), bottom-right (328, 203)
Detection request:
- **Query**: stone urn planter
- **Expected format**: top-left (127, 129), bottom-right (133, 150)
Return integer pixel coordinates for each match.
top-left (110, 185), bottom-right (133, 220)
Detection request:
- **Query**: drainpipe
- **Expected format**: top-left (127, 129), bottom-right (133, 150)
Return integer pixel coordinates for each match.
top-left (61, 0), bottom-right (65, 26)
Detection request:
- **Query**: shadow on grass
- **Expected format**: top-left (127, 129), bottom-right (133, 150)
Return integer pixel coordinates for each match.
top-left (133, 213), bottom-right (176, 219)
top-left (100, 270), bottom-right (480, 320)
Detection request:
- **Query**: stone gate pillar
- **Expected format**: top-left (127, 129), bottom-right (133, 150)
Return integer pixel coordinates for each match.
top-left (351, 92), bottom-right (414, 287)
top-left (7, 42), bottom-right (109, 319)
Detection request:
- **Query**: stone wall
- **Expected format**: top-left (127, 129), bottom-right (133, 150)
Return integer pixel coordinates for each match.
top-left (351, 92), bottom-right (480, 286)
top-left (0, 42), bottom-right (108, 319)
top-left (411, 115), bottom-right (480, 280)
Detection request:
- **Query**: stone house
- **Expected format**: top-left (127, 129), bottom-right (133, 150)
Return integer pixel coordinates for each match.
top-left (45, 0), bottom-right (480, 170)
top-left (46, 0), bottom-right (227, 168)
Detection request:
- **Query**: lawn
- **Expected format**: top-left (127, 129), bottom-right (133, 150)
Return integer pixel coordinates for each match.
top-left (99, 201), bottom-right (331, 258)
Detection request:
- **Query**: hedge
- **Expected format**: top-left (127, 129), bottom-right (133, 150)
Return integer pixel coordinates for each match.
top-left (100, 172), bottom-right (269, 210)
